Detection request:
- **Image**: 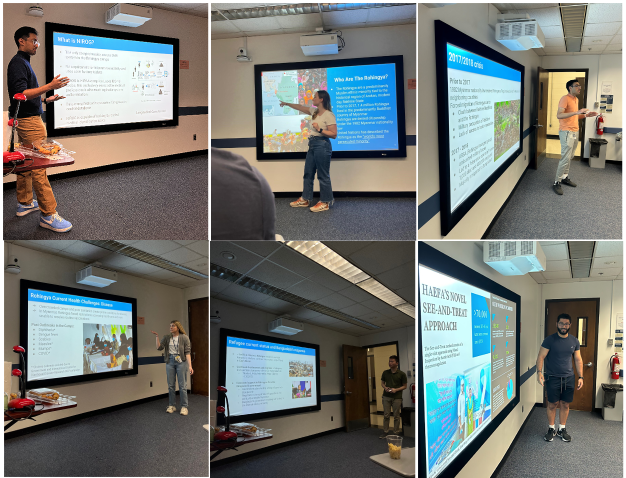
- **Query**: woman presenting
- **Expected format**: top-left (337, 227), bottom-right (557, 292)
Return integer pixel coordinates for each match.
top-left (151, 321), bottom-right (194, 415)
top-left (280, 90), bottom-right (338, 213)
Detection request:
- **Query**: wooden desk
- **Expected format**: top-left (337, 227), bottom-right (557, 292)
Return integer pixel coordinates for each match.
top-left (3, 152), bottom-right (75, 175)
top-left (210, 434), bottom-right (273, 460)
top-left (4, 400), bottom-right (77, 431)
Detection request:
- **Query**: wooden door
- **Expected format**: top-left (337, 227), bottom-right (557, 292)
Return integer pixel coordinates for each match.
top-left (189, 298), bottom-right (208, 396)
top-left (343, 344), bottom-right (370, 432)
top-left (533, 67), bottom-right (549, 169)
top-left (575, 76), bottom-right (586, 159)
top-left (544, 299), bottom-right (599, 411)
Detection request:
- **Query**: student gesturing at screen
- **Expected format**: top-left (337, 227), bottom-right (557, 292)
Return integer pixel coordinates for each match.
top-left (280, 90), bottom-right (337, 213)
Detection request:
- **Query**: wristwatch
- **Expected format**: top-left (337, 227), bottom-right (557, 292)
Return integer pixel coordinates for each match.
top-left (318, 127), bottom-right (323, 134)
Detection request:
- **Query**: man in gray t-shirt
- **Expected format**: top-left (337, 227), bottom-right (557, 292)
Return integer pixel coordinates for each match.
top-left (535, 313), bottom-right (584, 443)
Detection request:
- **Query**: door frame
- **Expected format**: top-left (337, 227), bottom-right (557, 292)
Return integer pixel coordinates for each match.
top-left (540, 69), bottom-right (590, 161)
top-left (543, 297), bottom-right (600, 409)
top-left (188, 297), bottom-right (208, 395)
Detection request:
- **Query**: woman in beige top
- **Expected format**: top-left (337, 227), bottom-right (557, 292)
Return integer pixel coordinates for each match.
top-left (280, 90), bottom-right (338, 213)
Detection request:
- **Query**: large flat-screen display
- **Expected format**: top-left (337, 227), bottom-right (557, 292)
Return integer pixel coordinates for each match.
top-left (45, 22), bottom-right (179, 137)
top-left (435, 20), bottom-right (525, 235)
top-left (254, 55), bottom-right (406, 159)
top-left (217, 329), bottom-right (321, 424)
top-left (418, 242), bottom-right (520, 478)
top-left (20, 280), bottom-right (138, 388)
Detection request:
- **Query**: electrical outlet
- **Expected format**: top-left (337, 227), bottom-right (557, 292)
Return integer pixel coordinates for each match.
top-left (193, 134), bottom-right (196, 140)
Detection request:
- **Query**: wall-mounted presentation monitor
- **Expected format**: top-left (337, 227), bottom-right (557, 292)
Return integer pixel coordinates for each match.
top-left (254, 55), bottom-right (406, 159)
top-left (20, 279), bottom-right (138, 389)
top-left (45, 22), bottom-right (179, 137)
top-left (217, 329), bottom-right (321, 425)
top-left (435, 20), bottom-right (525, 235)
top-left (418, 242), bottom-right (521, 478)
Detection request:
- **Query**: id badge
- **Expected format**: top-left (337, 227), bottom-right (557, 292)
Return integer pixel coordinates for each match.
top-left (175, 354), bottom-right (182, 363)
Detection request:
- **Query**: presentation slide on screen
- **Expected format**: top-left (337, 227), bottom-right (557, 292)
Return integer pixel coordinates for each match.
top-left (225, 336), bottom-right (317, 416)
top-left (419, 265), bottom-right (517, 478)
top-left (261, 63), bottom-right (398, 152)
top-left (447, 44), bottom-right (521, 212)
top-left (52, 32), bottom-right (174, 128)
top-left (27, 289), bottom-right (133, 381)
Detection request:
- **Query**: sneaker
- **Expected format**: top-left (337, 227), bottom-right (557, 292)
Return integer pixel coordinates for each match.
top-left (557, 427), bottom-right (571, 442)
top-left (544, 427), bottom-right (556, 441)
top-left (166, 406), bottom-right (176, 413)
top-left (379, 432), bottom-right (389, 439)
top-left (310, 201), bottom-right (330, 213)
top-left (16, 200), bottom-right (39, 216)
top-left (180, 407), bottom-right (189, 416)
top-left (553, 182), bottom-right (563, 195)
top-left (562, 177), bottom-right (577, 187)
top-left (290, 197), bottom-right (309, 207)
top-left (40, 213), bottom-right (72, 232)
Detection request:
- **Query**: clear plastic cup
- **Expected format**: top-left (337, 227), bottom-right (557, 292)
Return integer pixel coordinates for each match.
top-left (387, 435), bottom-right (403, 459)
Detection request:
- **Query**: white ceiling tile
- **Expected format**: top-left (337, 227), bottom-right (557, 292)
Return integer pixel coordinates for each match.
top-left (610, 35), bottom-right (622, 44)
top-left (540, 241), bottom-right (566, 246)
top-left (592, 256), bottom-right (623, 269)
top-left (544, 37), bottom-right (565, 47)
top-left (543, 46), bottom-right (567, 54)
top-left (596, 241), bottom-right (623, 257)
top-left (584, 22), bottom-right (621, 37)
top-left (269, 247), bottom-right (323, 279)
top-left (98, 253), bottom-right (141, 269)
top-left (151, 269), bottom-right (187, 281)
top-left (182, 257), bottom-right (209, 274)
top-left (230, 16), bottom-right (282, 31)
top-left (516, 7), bottom-right (562, 27)
top-left (541, 25), bottom-right (566, 38)
top-left (248, 260), bottom-right (306, 290)
top-left (232, 241), bottom-right (281, 257)
top-left (542, 244), bottom-right (569, 260)
top-left (546, 260), bottom-right (570, 272)
top-left (604, 44), bottom-right (623, 51)
top-left (365, 5), bottom-right (416, 22)
top-left (274, 12), bottom-right (321, 29)
top-left (185, 241), bottom-right (209, 256)
top-left (210, 242), bottom-right (263, 274)
top-left (546, 278), bottom-right (578, 283)
top-left (590, 267), bottom-right (622, 277)
top-left (322, 9), bottom-right (370, 26)
top-left (62, 242), bottom-right (111, 262)
top-left (210, 276), bottom-right (231, 294)
top-left (160, 247), bottom-right (203, 264)
top-left (219, 286), bottom-right (269, 305)
top-left (133, 240), bottom-right (181, 256)
top-left (582, 35), bottom-right (614, 45)
top-left (529, 272), bottom-right (547, 284)
top-left (123, 262), bottom-right (163, 275)
top-left (175, 240), bottom-right (199, 246)
top-left (505, 3), bottom-right (559, 9)
top-left (580, 44), bottom-right (607, 52)
top-left (210, 21), bottom-right (242, 34)
top-left (542, 270), bottom-right (572, 280)
top-left (211, 3), bottom-right (266, 10)
top-left (586, 3), bottom-right (622, 24)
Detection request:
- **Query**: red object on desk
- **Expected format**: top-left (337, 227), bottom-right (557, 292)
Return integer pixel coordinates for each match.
top-left (3, 149), bottom-right (75, 174)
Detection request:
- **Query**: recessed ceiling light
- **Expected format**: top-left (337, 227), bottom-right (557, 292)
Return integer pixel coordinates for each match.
top-left (286, 241), bottom-right (370, 283)
top-left (221, 251), bottom-right (236, 260)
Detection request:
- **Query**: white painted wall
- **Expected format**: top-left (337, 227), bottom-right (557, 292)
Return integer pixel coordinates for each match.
top-left (211, 24), bottom-right (416, 192)
top-left (423, 241), bottom-right (542, 478)
top-left (3, 3), bottom-right (208, 183)
top-left (3, 243), bottom-right (188, 432)
top-left (210, 298), bottom-right (361, 461)
top-left (540, 280), bottom-right (624, 406)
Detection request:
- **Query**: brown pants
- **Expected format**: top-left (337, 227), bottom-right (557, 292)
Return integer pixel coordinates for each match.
top-left (15, 116), bottom-right (57, 216)
top-left (382, 396), bottom-right (403, 434)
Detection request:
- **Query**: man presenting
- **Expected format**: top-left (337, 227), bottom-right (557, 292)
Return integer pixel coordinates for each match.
top-left (379, 355), bottom-right (408, 438)
top-left (536, 313), bottom-right (584, 442)
top-left (553, 80), bottom-right (598, 195)
top-left (8, 26), bottom-right (72, 232)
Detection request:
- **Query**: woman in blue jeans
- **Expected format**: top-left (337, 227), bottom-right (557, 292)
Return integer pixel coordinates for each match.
top-left (152, 321), bottom-right (194, 415)
top-left (280, 90), bottom-right (338, 212)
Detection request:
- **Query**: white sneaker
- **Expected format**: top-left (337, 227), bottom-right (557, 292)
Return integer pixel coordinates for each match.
top-left (180, 407), bottom-right (188, 416)
top-left (166, 406), bottom-right (176, 413)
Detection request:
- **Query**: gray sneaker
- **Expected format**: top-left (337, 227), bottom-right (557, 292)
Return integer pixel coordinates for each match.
top-left (553, 182), bottom-right (563, 195)
top-left (544, 426), bottom-right (556, 441)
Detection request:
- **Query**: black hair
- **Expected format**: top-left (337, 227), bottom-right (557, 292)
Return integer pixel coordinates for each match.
top-left (312, 90), bottom-right (332, 119)
top-left (14, 26), bottom-right (38, 47)
top-left (389, 355), bottom-right (399, 364)
top-left (566, 79), bottom-right (578, 93)
top-left (557, 313), bottom-right (571, 324)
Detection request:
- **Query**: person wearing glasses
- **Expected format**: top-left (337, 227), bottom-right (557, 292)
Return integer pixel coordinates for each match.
top-left (554, 80), bottom-right (598, 195)
top-left (7, 26), bottom-right (72, 232)
top-left (536, 313), bottom-right (583, 443)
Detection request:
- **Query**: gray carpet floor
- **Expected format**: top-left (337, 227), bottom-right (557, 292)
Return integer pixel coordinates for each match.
top-left (486, 158), bottom-right (621, 239)
top-left (494, 406), bottom-right (622, 478)
top-left (3, 155), bottom-right (208, 240)
top-left (275, 198), bottom-right (416, 240)
top-left (4, 395), bottom-right (209, 477)
top-left (211, 427), bottom-right (415, 478)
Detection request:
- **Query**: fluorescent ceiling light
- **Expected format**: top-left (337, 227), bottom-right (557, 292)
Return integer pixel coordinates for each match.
top-left (395, 303), bottom-right (415, 318)
top-left (357, 278), bottom-right (406, 307)
top-left (286, 241), bottom-right (370, 284)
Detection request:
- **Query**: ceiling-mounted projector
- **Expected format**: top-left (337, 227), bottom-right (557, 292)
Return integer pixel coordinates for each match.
top-left (495, 14), bottom-right (545, 51)
top-left (300, 33), bottom-right (339, 56)
top-left (268, 316), bottom-right (303, 335)
top-left (106, 3), bottom-right (152, 27)
top-left (484, 241), bottom-right (546, 276)
top-left (76, 265), bottom-right (118, 288)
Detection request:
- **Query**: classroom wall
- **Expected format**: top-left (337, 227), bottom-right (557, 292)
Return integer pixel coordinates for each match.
top-left (3, 243), bottom-right (188, 432)
top-left (542, 54), bottom-right (622, 161)
top-left (424, 241), bottom-right (542, 478)
top-left (3, 3), bottom-right (208, 183)
top-left (540, 280), bottom-right (624, 406)
top-left (210, 298), bottom-right (360, 461)
top-left (211, 24), bottom-right (416, 192)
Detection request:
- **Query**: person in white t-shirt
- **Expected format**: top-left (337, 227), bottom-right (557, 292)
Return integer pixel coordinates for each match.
top-left (458, 380), bottom-right (466, 440)
top-left (280, 90), bottom-right (338, 213)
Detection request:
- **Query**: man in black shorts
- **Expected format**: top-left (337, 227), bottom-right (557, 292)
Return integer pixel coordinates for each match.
top-left (536, 313), bottom-right (584, 442)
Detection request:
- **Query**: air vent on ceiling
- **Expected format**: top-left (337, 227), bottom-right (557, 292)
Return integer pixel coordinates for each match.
top-left (561, 4), bottom-right (587, 52)
top-left (568, 241), bottom-right (595, 278)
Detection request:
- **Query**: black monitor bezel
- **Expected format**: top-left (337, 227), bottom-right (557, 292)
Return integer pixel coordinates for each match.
top-left (418, 242), bottom-right (521, 478)
top-left (217, 328), bottom-right (322, 425)
top-left (44, 22), bottom-right (179, 138)
top-left (20, 279), bottom-right (138, 389)
top-left (435, 20), bottom-right (525, 236)
top-left (254, 55), bottom-right (407, 160)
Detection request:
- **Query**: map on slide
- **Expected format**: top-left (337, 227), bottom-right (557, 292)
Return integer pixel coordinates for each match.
top-left (262, 70), bottom-right (300, 117)
top-left (493, 100), bottom-right (520, 162)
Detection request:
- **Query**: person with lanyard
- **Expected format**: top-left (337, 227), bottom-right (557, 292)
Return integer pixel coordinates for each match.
top-left (536, 313), bottom-right (583, 442)
top-left (379, 355), bottom-right (408, 438)
top-left (152, 321), bottom-right (194, 415)
top-left (280, 90), bottom-right (338, 213)
top-left (7, 26), bottom-right (72, 232)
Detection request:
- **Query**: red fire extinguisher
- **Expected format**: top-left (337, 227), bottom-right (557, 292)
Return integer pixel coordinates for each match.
top-left (596, 114), bottom-right (605, 135)
top-left (610, 353), bottom-right (620, 379)
top-left (410, 383), bottom-right (415, 403)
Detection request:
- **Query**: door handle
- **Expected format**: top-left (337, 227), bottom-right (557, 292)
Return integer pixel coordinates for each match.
top-left (535, 123), bottom-right (544, 128)
top-left (585, 362), bottom-right (593, 367)
top-left (345, 391), bottom-right (352, 395)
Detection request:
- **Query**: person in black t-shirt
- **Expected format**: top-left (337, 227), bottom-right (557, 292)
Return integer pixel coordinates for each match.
top-left (536, 313), bottom-right (583, 443)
